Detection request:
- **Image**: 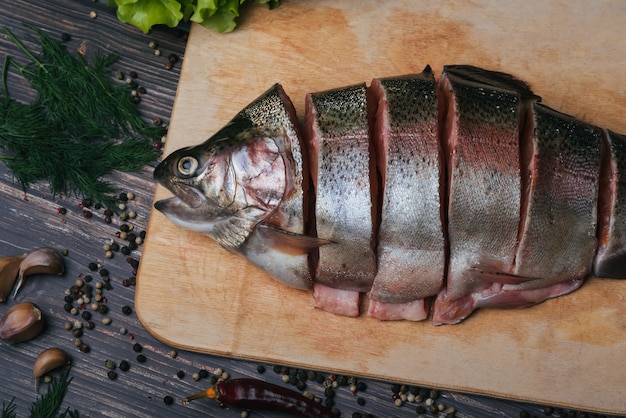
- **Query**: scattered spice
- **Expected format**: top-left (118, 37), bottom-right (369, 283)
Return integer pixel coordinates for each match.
top-left (119, 360), bottom-right (130, 372)
top-left (163, 395), bottom-right (174, 405)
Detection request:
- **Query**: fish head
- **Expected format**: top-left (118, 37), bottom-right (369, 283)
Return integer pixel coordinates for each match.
top-left (153, 117), bottom-right (288, 249)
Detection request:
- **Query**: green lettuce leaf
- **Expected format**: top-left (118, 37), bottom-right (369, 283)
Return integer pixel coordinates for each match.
top-left (110, 0), bottom-right (184, 33)
top-left (190, 0), bottom-right (240, 33)
top-left (108, 0), bottom-right (280, 33)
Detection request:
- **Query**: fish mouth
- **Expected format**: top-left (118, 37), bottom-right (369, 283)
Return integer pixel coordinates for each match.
top-left (156, 182), bottom-right (207, 211)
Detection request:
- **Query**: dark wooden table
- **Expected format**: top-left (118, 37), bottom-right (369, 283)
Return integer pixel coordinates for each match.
top-left (0, 2), bottom-right (618, 417)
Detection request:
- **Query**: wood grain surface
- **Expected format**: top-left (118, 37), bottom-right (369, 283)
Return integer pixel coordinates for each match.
top-left (137, 0), bottom-right (626, 415)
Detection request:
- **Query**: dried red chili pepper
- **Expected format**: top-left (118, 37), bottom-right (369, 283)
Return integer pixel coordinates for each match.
top-left (182, 378), bottom-right (338, 418)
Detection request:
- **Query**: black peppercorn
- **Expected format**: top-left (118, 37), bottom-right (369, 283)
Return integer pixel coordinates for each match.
top-left (107, 370), bottom-right (118, 380)
top-left (176, 370), bottom-right (185, 379)
top-left (79, 343), bottom-right (90, 353)
top-left (257, 365), bottom-right (265, 374)
top-left (121, 305), bottom-right (133, 315)
top-left (199, 369), bottom-right (209, 378)
top-left (88, 262), bottom-right (98, 271)
top-left (99, 268), bottom-right (109, 277)
top-left (163, 395), bottom-right (174, 405)
top-left (136, 354), bottom-right (146, 363)
top-left (120, 224), bottom-right (130, 232)
top-left (119, 360), bottom-right (130, 372)
top-left (81, 311), bottom-right (92, 320)
top-left (98, 304), bottom-right (109, 314)
top-left (357, 397), bottom-right (365, 406)
top-left (63, 303), bottom-right (73, 313)
top-left (132, 343), bottom-right (142, 352)
top-left (84, 275), bottom-right (93, 283)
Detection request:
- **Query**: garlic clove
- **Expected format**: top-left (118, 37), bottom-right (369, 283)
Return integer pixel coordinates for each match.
top-left (13, 248), bottom-right (65, 298)
top-left (0, 254), bottom-right (26, 302)
top-left (33, 347), bottom-right (71, 391)
top-left (0, 301), bottom-right (45, 343)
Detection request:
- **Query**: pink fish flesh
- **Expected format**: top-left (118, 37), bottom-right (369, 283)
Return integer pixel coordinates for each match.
top-left (154, 65), bottom-right (625, 325)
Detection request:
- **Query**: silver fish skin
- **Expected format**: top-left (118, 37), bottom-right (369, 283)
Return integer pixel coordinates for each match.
top-left (366, 69), bottom-right (444, 321)
top-left (155, 66), bottom-right (626, 326)
top-left (154, 84), bottom-right (319, 289)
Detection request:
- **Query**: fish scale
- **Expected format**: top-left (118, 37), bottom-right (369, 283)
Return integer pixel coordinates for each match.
top-left (154, 65), bottom-right (626, 325)
top-left (305, 84), bottom-right (376, 293)
top-left (366, 72), bottom-right (444, 321)
top-left (433, 69), bottom-right (523, 324)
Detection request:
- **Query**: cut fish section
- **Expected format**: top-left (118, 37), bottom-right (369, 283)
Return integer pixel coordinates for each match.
top-left (304, 84), bottom-right (377, 314)
top-left (366, 68), bottom-right (444, 321)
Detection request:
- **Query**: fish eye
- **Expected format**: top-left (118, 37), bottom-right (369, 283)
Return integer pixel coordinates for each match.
top-left (177, 156), bottom-right (199, 176)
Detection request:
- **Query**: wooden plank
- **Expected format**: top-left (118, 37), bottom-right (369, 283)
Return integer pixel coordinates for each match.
top-left (136, 0), bottom-right (626, 414)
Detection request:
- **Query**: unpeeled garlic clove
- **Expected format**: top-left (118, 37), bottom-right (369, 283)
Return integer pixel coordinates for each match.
top-left (13, 248), bottom-right (65, 299)
top-left (33, 347), bottom-right (71, 391)
top-left (0, 254), bottom-right (26, 302)
top-left (0, 301), bottom-right (45, 343)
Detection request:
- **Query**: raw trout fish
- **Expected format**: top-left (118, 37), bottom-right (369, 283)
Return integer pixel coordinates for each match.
top-left (154, 65), bottom-right (626, 325)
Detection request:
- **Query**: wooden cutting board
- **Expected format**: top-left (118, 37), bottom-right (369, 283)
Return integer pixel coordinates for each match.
top-left (136, 1), bottom-right (626, 414)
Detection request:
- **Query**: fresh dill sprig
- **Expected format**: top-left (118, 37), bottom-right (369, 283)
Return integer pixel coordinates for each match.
top-left (0, 25), bottom-right (165, 206)
top-left (0, 369), bottom-right (83, 418)
top-left (1, 398), bottom-right (17, 418)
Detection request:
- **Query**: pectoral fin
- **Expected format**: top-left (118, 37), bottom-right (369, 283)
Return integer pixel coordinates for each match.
top-left (256, 224), bottom-right (331, 255)
top-left (211, 217), bottom-right (256, 250)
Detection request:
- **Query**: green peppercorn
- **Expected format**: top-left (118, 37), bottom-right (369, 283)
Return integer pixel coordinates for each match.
top-left (105, 359), bottom-right (116, 370)
top-left (107, 370), bottom-right (117, 380)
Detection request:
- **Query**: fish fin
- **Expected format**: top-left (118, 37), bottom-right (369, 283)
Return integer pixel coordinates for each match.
top-left (467, 266), bottom-right (535, 285)
top-left (256, 224), bottom-right (332, 255)
top-left (211, 217), bottom-right (256, 250)
top-left (443, 65), bottom-right (541, 102)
